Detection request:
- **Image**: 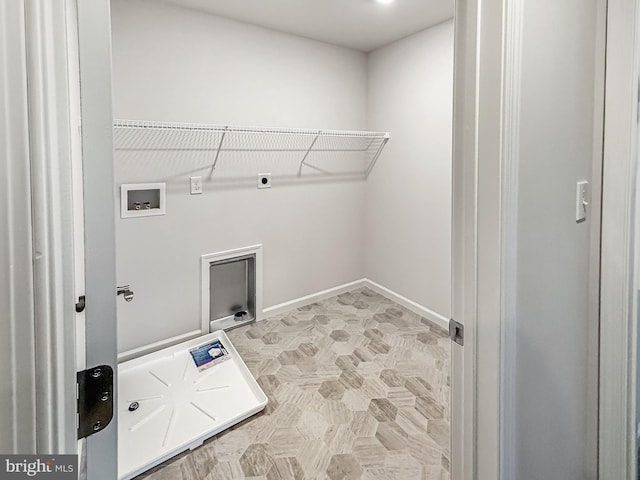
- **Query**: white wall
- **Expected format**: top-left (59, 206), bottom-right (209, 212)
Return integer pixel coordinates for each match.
top-left (110, 0), bottom-right (368, 353)
top-left (365, 22), bottom-right (453, 319)
top-left (111, 0), bottom-right (455, 354)
top-left (509, 1), bottom-right (603, 477)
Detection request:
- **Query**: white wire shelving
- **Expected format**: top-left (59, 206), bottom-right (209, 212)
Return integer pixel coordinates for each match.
top-left (113, 119), bottom-right (390, 178)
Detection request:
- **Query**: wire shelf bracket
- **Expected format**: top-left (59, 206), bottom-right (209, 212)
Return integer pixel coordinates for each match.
top-left (297, 130), bottom-right (321, 176)
top-left (209, 126), bottom-right (228, 178)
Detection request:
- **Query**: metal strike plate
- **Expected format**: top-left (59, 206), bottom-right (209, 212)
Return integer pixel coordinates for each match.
top-left (75, 295), bottom-right (86, 313)
top-left (449, 319), bottom-right (464, 346)
top-left (77, 365), bottom-right (114, 439)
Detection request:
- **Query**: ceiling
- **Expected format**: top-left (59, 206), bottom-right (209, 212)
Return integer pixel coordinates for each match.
top-left (159, 0), bottom-right (454, 52)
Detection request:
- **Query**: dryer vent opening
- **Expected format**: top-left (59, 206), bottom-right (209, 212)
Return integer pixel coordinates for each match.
top-left (201, 245), bottom-right (263, 333)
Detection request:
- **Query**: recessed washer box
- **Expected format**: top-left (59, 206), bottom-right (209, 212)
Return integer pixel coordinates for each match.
top-left (121, 183), bottom-right (166, 218)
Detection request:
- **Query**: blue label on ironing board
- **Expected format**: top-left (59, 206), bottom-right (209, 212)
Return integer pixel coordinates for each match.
top-left (189, 339), bottom-right (229, 371)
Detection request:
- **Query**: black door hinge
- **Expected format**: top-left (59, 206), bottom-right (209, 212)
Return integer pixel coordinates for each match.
top-left (77, 365), bottom-right (114, 439)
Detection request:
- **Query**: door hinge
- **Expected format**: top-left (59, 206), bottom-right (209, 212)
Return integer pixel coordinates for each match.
top-left (449, 319), bottom-right (464, 346)
top-left (77, 365), bottom-right (114, 439)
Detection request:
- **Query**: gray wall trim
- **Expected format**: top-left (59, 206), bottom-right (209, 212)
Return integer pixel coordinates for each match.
top-left (499, 0), bottom-right (524, 477)
top-left (24, 0), bottom-right (81, 454)
top-left (473, 0), bottom-right (505, 477)
top-left (451, 0), bottom-right (480, 477)
top-left (599, 0), bottom-right (640, 478)
top-left (586, 0), bottom-right (608, 476)
top-left (76, 0), bottom-right (118, 477)
top-left (0, 0), bottom-right (37, 455)
top-left (451, 0), bottom-right (507, 477)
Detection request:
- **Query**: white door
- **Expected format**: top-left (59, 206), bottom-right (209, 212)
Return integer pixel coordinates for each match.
top-left (76, 1), bottom-right (119, 478)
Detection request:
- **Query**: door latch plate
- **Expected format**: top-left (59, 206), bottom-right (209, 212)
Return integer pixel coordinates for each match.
top-left (449, 319), bottom-right (464, 346)
top-left (75, 295), bottom-right (86, 313)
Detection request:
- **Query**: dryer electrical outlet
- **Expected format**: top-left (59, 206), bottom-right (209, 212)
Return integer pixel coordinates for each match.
top-left (257, 174), bottom-right (271, 189)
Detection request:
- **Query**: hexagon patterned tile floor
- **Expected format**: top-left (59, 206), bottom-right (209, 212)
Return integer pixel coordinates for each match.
top-left (136, 287), bottom-right (450, 480)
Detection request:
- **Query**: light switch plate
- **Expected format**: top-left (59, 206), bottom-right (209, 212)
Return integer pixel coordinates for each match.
top-left (576, 181), bottom-right (588, 222)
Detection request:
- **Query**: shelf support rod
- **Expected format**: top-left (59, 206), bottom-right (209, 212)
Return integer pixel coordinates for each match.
top-left (209, 126), bottom-right (228, 178)
top-left (298, 130), bottom-right (321, 177)
top-left (365, 134), bottom-right (390, 177)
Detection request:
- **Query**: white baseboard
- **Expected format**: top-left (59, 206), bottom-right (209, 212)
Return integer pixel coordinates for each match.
top-left (118, 329), bottom-right (202, 363)
top-left (263, 279), bottom-right (367, 317)
top-left (262, 277), bottom-right (449, 332)
top-left (362, 279), bottom-right (450, 331)
top-left (119, 278), bottom-right (449, 362)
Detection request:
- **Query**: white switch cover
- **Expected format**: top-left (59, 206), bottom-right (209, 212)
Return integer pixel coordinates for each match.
top-left (190, 176), bottom-right (203, 195)
top-left (576, 181), bottom-right (589, 222)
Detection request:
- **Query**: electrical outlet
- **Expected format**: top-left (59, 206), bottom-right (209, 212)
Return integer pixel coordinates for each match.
top-left (257, 173), bottom-right (272, 189)
top-left (190, 176), bottom-right (203, 195)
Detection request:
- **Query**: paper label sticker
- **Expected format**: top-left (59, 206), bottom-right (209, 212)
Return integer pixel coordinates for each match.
top-left (189, 339), bottom-right (229, 371)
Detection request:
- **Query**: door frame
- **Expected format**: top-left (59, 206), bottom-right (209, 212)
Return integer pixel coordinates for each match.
top-left (16, 0), bottom-right (119, 474)
top-left (451, 0), bottom-right (506, 478)
top-left (453, 0), bottom-right (607, 477)
top-left (1, 0), bottom-right (87, 458)
top-left (21, 0), bottom-right (503, 477)
top-left (599, 0), bottom-right (640, 478)
top-left (62, 0), bottom-right (618, 478)
top-left (0, 0), bottom-right (38, 455)
top-left (72, 0), bottom-right (497, 478)
top-left (24, 0), bottom-right (81, 454)
top-left (29, 0), bottom-right (118, 475)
